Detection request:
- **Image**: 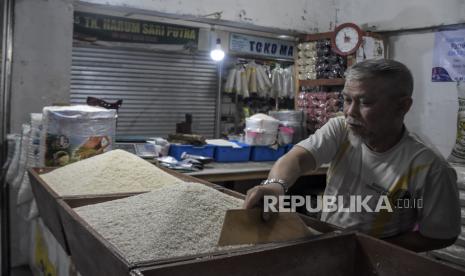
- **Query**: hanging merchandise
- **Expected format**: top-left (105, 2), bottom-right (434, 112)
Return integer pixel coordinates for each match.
top-left (271, 64), bottom-right (283, 99)
top-left (221, 58), bottom-right (295, 136)
top-left (224, 68), bottom-right (236, 93)
top-left (241, 68), bottom-right (250, 98)
top-left (234, 67), bottom-right (242, 96)
top-left (282, 67), bottom-right (295, 99)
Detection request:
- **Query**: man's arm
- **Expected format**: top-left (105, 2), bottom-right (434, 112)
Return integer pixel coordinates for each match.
top-left (383, 231), bottom-right (457, 252)
top-left (243, 146), bottom-right (316, 209)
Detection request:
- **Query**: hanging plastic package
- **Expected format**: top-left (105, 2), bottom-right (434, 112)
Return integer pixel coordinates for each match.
top-left (256, 65), bottom-right (266, 97)
top-left (257, 65), bottom-right (272, 89)
top-left (249, 66), bottom-right (257, 94)
top-left (224, 68), bottom-right (236, 93)
top-left (272, 66), bottom-right (284, 99)
top-left (12, 124), bottom-right (31, 189)
top-left (241, 68), bottom-right (250, 98)
top-left (449, 81), bottom-right (465, 164)
top-left (234, 68), bottom-right (242, 96)
top-left (283, 67), bottom-right (295, 98)
top-left (41, 105), bottom-right (117, 167)
top-left (5, 134), bottom-right (22, 184)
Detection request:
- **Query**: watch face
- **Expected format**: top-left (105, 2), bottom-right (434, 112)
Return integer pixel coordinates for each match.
top-left (335, 26), bottom-right (360, 53)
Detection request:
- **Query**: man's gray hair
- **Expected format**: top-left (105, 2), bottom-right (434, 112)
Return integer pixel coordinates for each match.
top-left (345, 59), bottom-right (414, 97)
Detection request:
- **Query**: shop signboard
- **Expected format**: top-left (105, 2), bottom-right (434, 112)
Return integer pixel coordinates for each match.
top-left (74, 11), bottom-right (199, 46)
top-left (229, 33), bottom-right (295, 60)
top-left (432, 28), bottom-right (465, 82)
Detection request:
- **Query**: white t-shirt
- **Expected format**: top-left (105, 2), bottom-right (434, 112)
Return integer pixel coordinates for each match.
top-left (296, 116), bottom-right (461, 239)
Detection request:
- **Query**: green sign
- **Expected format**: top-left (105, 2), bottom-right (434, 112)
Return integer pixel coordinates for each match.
top-left (74, 12), bottom-right (199, 45)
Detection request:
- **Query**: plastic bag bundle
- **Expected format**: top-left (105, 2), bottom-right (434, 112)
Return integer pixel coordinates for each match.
top-left (244, 113), bottom-right (280, 145)
top-left (449, 81), bottom-right (465, 164)
top-left (5, 134), bottom-right (21, 184)
top-left (297, 91), bottom-right (342, 132)
top-left (12, 124), bottom-right (31, 189)
top-left (224, 68), bottom-right (236, 93)
top-left (15, 114), bottom-right (44, 220)
top-left (224, 61), bottom-right (275, 98)
top-left (271, 66), bottom-right (284, 99)
top-left (30, 113), bottom-right (44, 167)
top-left (41, 105), bottom-right (117, 167)
top-left (282, 67), bottom-right (295, 99)
top-left (269, 110), bottom-right (306, 144)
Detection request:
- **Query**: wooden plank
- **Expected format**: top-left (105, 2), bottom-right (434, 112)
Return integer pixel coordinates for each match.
top-left (57, 166), bottom-right (338, 275)
top-left (135, 232), bottom-right (465, 276)
top-left (28, 168), bottom-right (70, 253)
top-left (357, 235), bottom-right (465, 276)
top-left (57, 199), bottom-right (131, 276)
top-left (135, 232), bottom-right (359, 276)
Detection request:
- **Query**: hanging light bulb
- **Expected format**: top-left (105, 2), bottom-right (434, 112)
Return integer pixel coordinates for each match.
top-left (210, 38), bottom-right (225, 61)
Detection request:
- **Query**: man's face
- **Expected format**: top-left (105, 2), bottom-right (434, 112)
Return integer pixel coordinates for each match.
top-left (342, 79), bottom-right (400, 143)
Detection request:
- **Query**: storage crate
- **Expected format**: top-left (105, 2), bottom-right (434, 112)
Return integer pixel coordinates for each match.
top-left (214, 141), bottom-right (251, 162)
top-left (169, 144), bottom-right (215, 160)
top-left (250, 145), bottom-right (286, 161)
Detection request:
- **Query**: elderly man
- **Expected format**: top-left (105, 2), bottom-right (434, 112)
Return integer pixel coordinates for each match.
top-left (244, 59), bottom-right (461, 252)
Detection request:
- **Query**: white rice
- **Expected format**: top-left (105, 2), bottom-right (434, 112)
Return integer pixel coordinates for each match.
top-left (75, 182), bottom-right (245, 264)
top-left (41, 149), bottom-right (181, 196)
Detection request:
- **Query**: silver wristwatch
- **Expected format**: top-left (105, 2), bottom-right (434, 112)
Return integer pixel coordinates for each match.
top-left (261, 178), bottom-right (289, 193)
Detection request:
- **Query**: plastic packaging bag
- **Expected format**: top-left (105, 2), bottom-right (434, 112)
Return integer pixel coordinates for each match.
top-left (41, 105), bottom-right (116, 167)
top-left (448, 81), bottom-right (465, 164)
top-left (5, 134), bottom-right (21, 184)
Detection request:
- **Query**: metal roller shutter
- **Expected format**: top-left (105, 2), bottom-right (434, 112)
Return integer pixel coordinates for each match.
top-left (70, 45), bottom-right (218, 138)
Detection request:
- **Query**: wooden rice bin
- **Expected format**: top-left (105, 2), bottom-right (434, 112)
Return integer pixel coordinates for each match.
top-left (52, 168), bottom-right (338, 276)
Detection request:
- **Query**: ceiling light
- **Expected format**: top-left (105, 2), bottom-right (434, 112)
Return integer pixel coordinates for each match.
top-left (210, 38), bottom-right (225, 62)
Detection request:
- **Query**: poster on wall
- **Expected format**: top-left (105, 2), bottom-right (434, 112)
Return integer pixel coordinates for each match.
top-left (74, 12), bottom-right (199, 46)
top-left (432, 29), bottom-right (465, 82)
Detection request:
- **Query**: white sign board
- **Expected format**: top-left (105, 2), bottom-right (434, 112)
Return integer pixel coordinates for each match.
top-left (229, 33), bottom-right (295, 60)
top-left (432, 29), bottom-right (465, 82)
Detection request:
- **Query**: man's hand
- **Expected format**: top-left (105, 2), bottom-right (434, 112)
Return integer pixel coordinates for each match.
top-left (243, 183), bottom-right (284, 209)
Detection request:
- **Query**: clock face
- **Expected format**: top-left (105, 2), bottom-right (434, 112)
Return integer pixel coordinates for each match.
top-left (331, 23), bottom-right (363, 56)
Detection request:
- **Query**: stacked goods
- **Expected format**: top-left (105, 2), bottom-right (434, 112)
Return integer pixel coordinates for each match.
top-left (269, 110), bottom-right (306, 144)
top-left (41, 105), bottom-right (117, 167)
top-left (244, 113), bottom-right (280, 145)
top-left (75, 182), bottom-right (245, 264)
top-left (297, 89), bottom-right (342, 132)
top-left (297, 42), bottom-right (317, 80)
top-left (40, 150), bottom-right (182, 196)
top-left (297, 40), bottom-right (346, 80)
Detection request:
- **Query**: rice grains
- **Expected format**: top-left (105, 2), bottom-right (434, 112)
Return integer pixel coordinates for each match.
top-left (75, 182), bottom-right (244, 264)
top-left (40, 149), bottom-right (181, 196)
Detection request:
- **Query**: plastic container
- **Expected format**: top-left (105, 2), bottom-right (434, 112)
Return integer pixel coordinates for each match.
top-left (245, 130), bottom-right (277, 146)
top-left (250, 145), bottom-right (286, 161)
top-left (245, 114), bottom-right (280, 133)
top-left (168, 144), bottom-right (215, 161)
top-left (214, 141), bottom-right (251, 163)
top-left (278, 126), bottom-right (294, 145)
